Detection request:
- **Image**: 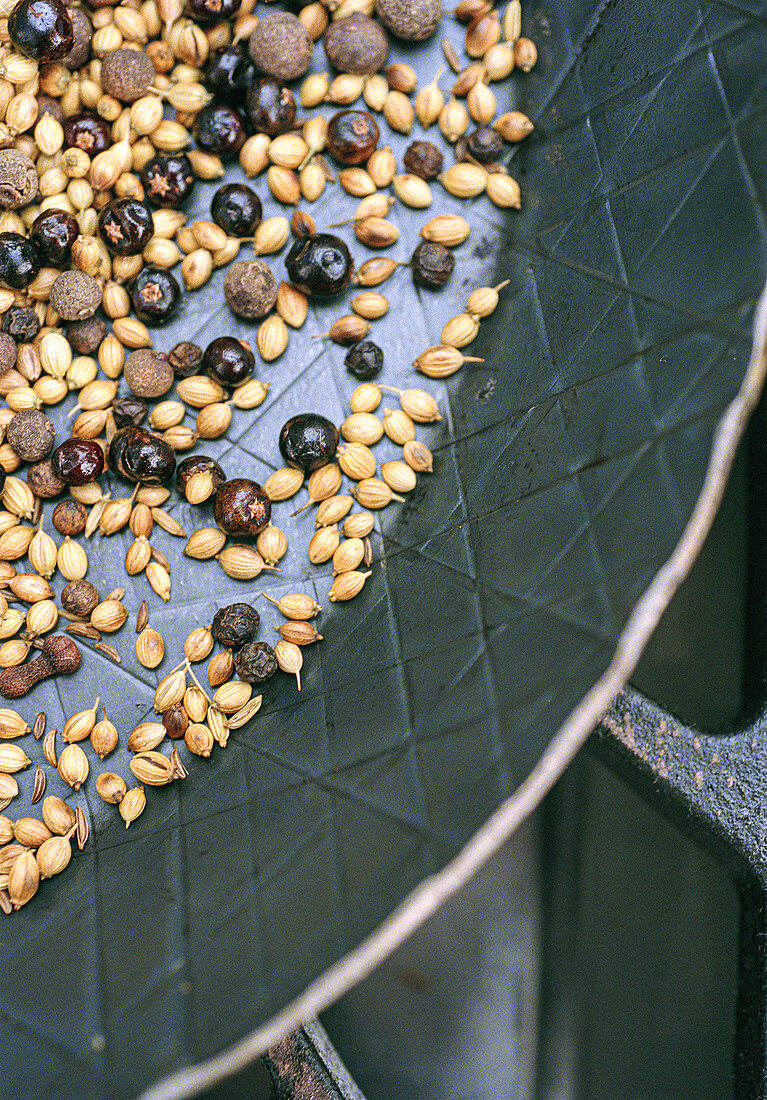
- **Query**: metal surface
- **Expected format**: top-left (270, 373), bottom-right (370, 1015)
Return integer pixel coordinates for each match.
top-left (3, 1), bottom-right (767, 1097)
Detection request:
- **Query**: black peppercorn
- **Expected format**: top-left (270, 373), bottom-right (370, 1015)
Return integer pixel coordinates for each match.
top-left (403, 140), bottom-right (443, 180)
top-left (109, 425), bottom-right (176, 484)
top-left (98, 198), bottom-right (153, 255)
top-left (279, 413), bottom-right (339, 472)
top-left (67, 317), bottom-right (106, 355)
top-left (175, 454), bottom-right (226, 495)
top-left (187, 0), bottom-right (241, 21)
top-left (205, 44), bottom-right (256, 105)
top-left (140, 153), bottom-right (195, 209)
top-left (466, 126), bottom-right (504, 164)
top-left (246, 77), bottom-right (296, 136)
top-left (214, 478), bottom-right (271, 537)
top-left (27, 459), bottom-right (65, 499)
top-left (7, 409), bottom-right (55, 462)
top-left (129, 266), bottom-right (181, 325)
top-left (52, 498), bottom-right (87, 536)
top-left (410, 240), bottom-right (455, 289)
top-left (51, 437), bottom-right (105, 485)
top-left (29, 209), bottom-right (79, 265)
top-left (210, 183), bottom-right (262, 238)
top-left (60, 578), bottom-right (99, 617)
top-left (8, 0), bottom-right (74, 62)
top-left (212, 602), bottom-right (260, 648)
top-left (326, 110), bottom-right (380, 165)
top-left (285, 233), bottom-right (353, 297)
top-left (323, 13), bottom-right (388, 74)
top-left (0, 233), bottom-right (40, 289)
top-left (2, 306), bottom-right (39, 341)
top-left (169, 341), bottom-right (203, 378)
top-left (234, 640), bottom-right (278, 684)
top-left (194, 103), bottom-right (246, 159)
top-left (63, 112), bottom-right (111, 156)
top-left (345, 340), bottom-right (383, 380)
top-left (111, 395), bottom-right (147, 428)
top-left (203, 336), bottom-right (254, 386)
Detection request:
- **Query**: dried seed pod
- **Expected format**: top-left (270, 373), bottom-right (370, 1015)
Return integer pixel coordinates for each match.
top-left (154, 668), bottom-right (186, 713)
top-left (486, 172), bottom-right (521, 209)
top-left (441, 312), bottom-right (480, 348)
top-left (353, 257), bottom-right (400, 287)
top-left (42, 795), bottom-right (75, 835)
top-left (127, 721), bottom-right (166, 753)
top-left (350, 292), bottom-right (389, 321)
top-left (36, 833), bottom-right (73, 879)
top-left (0, 710), bottom-right (29, 739)
top-left (0, 745), bottom-right (31, 773)
top-left (185, 722), bottom-right (213, 757)
top-left (467, 79), bottom-right (496, 124)
top-left (213, 680), bottom-right (252, 714)
top-left (403, 440), bottom-right (434, 473)
top-left (207, 648), bottom-right (234, 687)
top-left (227, 695), bottom-right (263, 730)
top-left (307, 524), bottom-right (340, 565)
top-left (341, 411), bottom-right (383, 445)
top-left (494, 110), bottom-right (534, 142)
top-left (367, 144), bottom-right (396, 188)
top-left (294, 464), bottom-right (342, 514)
top-left (28, 527), bottom-right (57, 580)
top-left (256, 524), bottom-right (287, 567)
top-left (96, 772), bottom-right (126, 804)
top-left (261, 591), bottom-right (321, 621)
top-left (42, 727), bottom-right (58, 768)
top-left (275, 639), bottom-right (302, 689)
top-left (184, 686), bottom-right (208, 724)
top-left (91, 711), bottom-right (118, 759)
top-left (382, 385), bottom-right (441, 423)
top-left (514, 36), bottom-right (537, 71)
top-left (216, 544), bottom-right (268, 580)
top-left (351, 477), bottom-right (403, 509)
top-left (275, 621), bottom-right (323, 646)
top-left (0, 773), bottom-right (18, 811)
top-left (58, 743), bottom-right (89, 790)
top-left (0, 639), bottom-right (29, 667)
top-left (503, 0), bottom-right (521, 41)
top-left (382, 408), bottom-right (416, 444)
top-left (184, 527), bottom-right (226, 560)
top-left (91, 599), bottom-right (128, 633)
top-left (393, 173), bottom-right (432, 209)
top-left (62, 698), bottom-right (99, 744)
top-left (264, 467), bottom-right (305, 502)
top-left (14, 817), bottom-right (53, 848)
top-left (184, 625), bottom-right (214, 663)
top-left (315, 495), bottom-right (354, 527)
top-left (415, 67), bottom-right (445, 128)
top-left (136, 626), bottom-right (164, 669)
top-left (338, 441), bottom-right (376, 480)
top-left (383, 90), bottom-right (413, 134)
top-left (466, 279), bottom-right (510, 318)
top-left (413, 344), bottom-right (484, 378)
top-left (439, 162), bottom-right (487, 198)
top-left (57, 536), bottom-right (89, 581)
top-left (381, 460), bottom-right (417, 493)
top-left (332, 537), bottom-right (366, 575)
top-left (130, 750), bottom-right (183, 786)
top-left (8, 849), bottom-right (39, 908)
top-left (328, 569), bottom-right (371, 601)
top-left (257, 314), bottom-right (289, 361)
top-left (354, 216), bottom-right (399, 249)
top-left (119, 785), bottom-right (146, 828)
top-left (343, 511), bottom-right (375, 538)
top-left (232, 379), bottom-right (269, 410)
top-left (276, 281), bottom-right (308, 329)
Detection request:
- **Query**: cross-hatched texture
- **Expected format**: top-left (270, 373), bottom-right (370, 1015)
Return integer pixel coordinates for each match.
top-left (4, 1), bottom-right (767, 1096)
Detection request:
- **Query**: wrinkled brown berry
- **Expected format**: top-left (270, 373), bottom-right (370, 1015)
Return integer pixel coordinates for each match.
top-left (248, 12), bottom-right (313, 82)
top-left (0, 150), bottom-right (38, 211)
top-left (7, 408), bottom-right (55, 462)
top-left (100, 47), bottom-right (156, 104)
top-left (52, 498), bottom-right (87, 535)
top-left (214, 478), bottom-right (271, 537)
top-left (49, 269), bottom-right (101, 321)
top-left (28, 459), bottom-right (65, 499)
top-left (212, 602), bottom-right (260, 648)
top-left (234, 640), bottom-right (277, 683)
top-left (123, 349), bottom-right (174, 398)
top-left (323, 13), bottom-right (388, 75)
top-left (223, 259), bottom-right (277, 320)
top-left (67, 316), bottom-right (105, 355)
top-left (61, 578), bottom-right (99, 617)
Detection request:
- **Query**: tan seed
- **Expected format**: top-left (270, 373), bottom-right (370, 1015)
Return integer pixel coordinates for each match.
top-left (332, 538), bottom-right (365, 574)
top-left (351, 478), bottom-right (399, 509)
top-left (91, 599), bottom-right (128, 633)
top-left (256, 525), bottom-right (287, 567)
top-left (91, 713), bottom-right (118, 759)
top-left (62, 699), bottom-right (99, 743)
top-left (276, 621), bottom-right (323, 646)
top-left (207, 649), bottom-right (234, 687)
top-left (486, 172), bottom-right (522, 209)
top-left (0, 710), bottom-right (29, 739)
top-left (184, 686), bottom-right (208, 724)
top-left (329, 569), bottom-right (372, 602)
top-left (184, 626), bottom-right (214, 663)
top-left (341, 411), bottom-right (383, 445)
top-left (184, 527), bottom-right (226, 560)
top-left (381, 460), bottom-right (417, 493)
top-left (58, 743), bottom-right (88, 789)
top-left (14, 817), bottom-right (52, 848)
top-left (136, 626), bottom-right (164, 669)
top-left (127, 721), bottom-right (166, 753)
top-left (119, 786), bottom-right (146, 828)
top-left (130, 751), bottom-right (178, 786)
top-left (185, 722), bottom-right (213, 757)
top-left (36, 833), bottom-right (72, 879)
top-left (154, 668), bottom-right (186, 712)
top-left (262, 591), bottom-right (320, 620)
top-left (338, 441), bottom-right (376, 480)
top-left (308, 525), bottom-right (340, 565)
top-left (275, 640), bottom-right (302, 690)
top-left (42, 795), bottom-right (75, 835)
top-left (276, 281), bottom-right (308, 329)
top-left (441, 313), bottom-right (480, 348)
top-left (403, 440), bottom-right (434, 473)
top-left (42, 727), bottom-right (57, 768)
top-left (216, 545), bottom-right (267, 581)
top-left (342, 512), bottom-right (375, 538)
top-left (315, 495), bottom-right (353, 527)
top-left (264, 467), bottom-right (304, 502)
top-left (125, 535), bottom-right (152, 575)
top-left (8, 849), bottom-right (39, 907)
top-left (96, 772), bottom-right (126, 804)
top-left (227, 695), bottom-right (263, 729)
top-left (0, 745), bottom-right (31, 773)
top-left (213, 680), bottom-right (252, 714)
top-left (257, 314), bottom-right (289, 361)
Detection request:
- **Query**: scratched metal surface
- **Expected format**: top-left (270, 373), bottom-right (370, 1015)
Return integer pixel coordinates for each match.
top-left (3, 1), bottom-right (767, 1097)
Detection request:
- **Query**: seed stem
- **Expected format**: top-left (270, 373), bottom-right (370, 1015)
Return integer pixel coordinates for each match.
top-left (184, 658), bottom-right (213, 705)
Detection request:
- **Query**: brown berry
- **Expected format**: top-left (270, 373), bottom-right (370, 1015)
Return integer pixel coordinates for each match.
top-left (223, 259), bottom-right (277, 320)
top-left (7, 409), bottom-right (55, 462)
top-left (248, 13), bottom-right (313, 82)
top-left (0, 150), bottom-right (38, 211)
top-left (49, 270), bottom-right (101, 321)
top-left (323, 13), bottom-right (388, 75)
top-left (100, 48), bottom-right (156, 104)
top-left (123, 349), bottom-right (174, 399)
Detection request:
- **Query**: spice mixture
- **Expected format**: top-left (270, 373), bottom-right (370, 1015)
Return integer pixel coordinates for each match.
top-left (0, 0), bottom-right (536, 913)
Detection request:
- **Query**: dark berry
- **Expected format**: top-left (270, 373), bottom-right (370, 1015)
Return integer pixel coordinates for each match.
top-left (234, 640), bottom-right (277, 684)
top-left (111, 395), bottom-right (147, 428)
top-left (27, 459), bottom-right (65, 499)
top-left (204, 44), bottom-right (256, 105)
top-left (210, 183), bottom-right (262, 238)
top-left (285, 233), bottom-right (353, 297)
top-left (109, 425), bottom-right (176, 484)
top-left (162, 703), bottom-right (188, 740)
top-left (67, 317), bottom-right (106, 355)
top-left (246, 77), bottom-right (296, 136)
top-left (130, 266), bottom-right (181, 325)
top-left (98, 198), bottom-right (153, 255)
top-left (211, 602), bottom-right (260, 648)
top-left (52, 498), bottom-right (87, 536)
top-left (9, 0), bottom-right (74, 62)
top-left (194, 103), bottom-right (246, 159)
top-left (29, 209), bottom-right (79, 265)
top-left (214, 478), bottom-right (271, 537)
top-left (2, 305), bottom-right (39, 341)
top-left (403, 139), bottom-right (443, 180)
top-left (175, 454), bottom-right (226, 494)
top-left (169, 341), bottom-right (203, 378)
top-left (0, 233), bottom-right (40, 289)
top-left (466, 126), bottom-right (504, 164)
top-left (203, 336), bottom-right (254, 386)
top-left (410, 240), bottom-right (455, 289)
top-left (187, 0), bottom-right (240, 20)
top-left (279, 413), bottom-right (339, 472)
top-left (345, 339), bottom-right (383, 380)
top-left (60, 579), bottom-right (99, 618)
top-left (51, 437), bottom-right (105, 485)
top-left (63, 112), bottom-right (110, 155)
top-left (326, 110), bottom-right (379, 165)
top-left (139, 153), bottom-right (195, 209)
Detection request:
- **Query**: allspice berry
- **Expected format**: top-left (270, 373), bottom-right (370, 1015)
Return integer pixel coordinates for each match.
top-left (323, 14), bottom-right (388, 75)
top-left (0, 333), bottom-right (16, 375)
top-left (67, 317), bottom-right (106, 355)
top-left (223, 259), bottom-right (278, 320)
top-left (49, 270), bottom-right (101, 321)
top-left (376, 0), bottom-right (442, 40)
top-left (61, 579), bottom-right (100, 618)
top-left (123, 349), bottom-right (174, 398)
top-left (28, 460), bottom-right (66, 500)
top-left (100, 48), bottom-right (156, 104)
top-left (0, 150), bottom-right (38, 210)
top-left (249, 13), bottom-right (313, 82)
top-left (7, 409), bottom-right (56, 463)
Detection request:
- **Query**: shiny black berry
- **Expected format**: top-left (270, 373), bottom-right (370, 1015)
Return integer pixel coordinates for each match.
top-left (246, 78), bottom-right (296, 136)
top-left (0, 233), bottom-right (40, 289)
top-left (9, 0), bottom-right (74, 62)
top-left (234, 640), bottom-right (277, 684)
top-left (98, 198), bottom-right (153, 256)
top-left (285, 233), bottom-right (353, 297)
top-left (203, 336), bottom-right (254, 386)
top-left (109, 425), bottom-right (175, 484)
top-left (139, 153), bottom-right (194, 209)
top-left (63, 112), bottom-right (110, 155)
top-left (187, 0), bottom-right (240, 20)
top-left (210, 183), bottom-right (262, 238)
top-left (194, 103), bottom-right (246, 159)
top-left (214, 478), bottom-right (271, 537)
top-left (279, 413), bottom-right (339, 472)
top-left (410, 240), bottom-right (455, 289)
top-left (175, 454), bottom-right (226, 495)
top-left (345, 340), bottom-right (383, 380)
top-left (29, 209), bottom-right (79, 265)
top-left (204, 44), bottom-right (256, 105)
top-left (211, 602), bottom-right (260, 648)
top-left (326, 109), bottom-right (379, 165)
top-left (130, 267), bottom-right (181, 325)
top-left (51, 437), bottom-right (104, 485)
top-left (111, 395), bottom-right (147, 428)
